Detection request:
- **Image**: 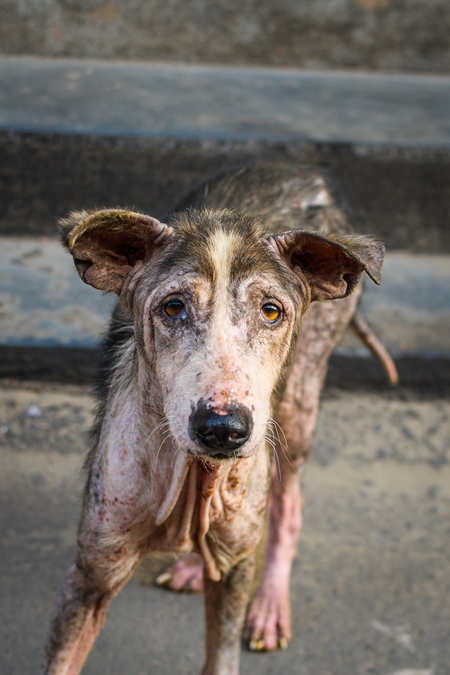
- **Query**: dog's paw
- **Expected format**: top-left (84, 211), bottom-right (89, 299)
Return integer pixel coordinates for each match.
top-left (155, 553), bottom-right (204, 592)
top-left (245, 586), bottom-right (291, 652)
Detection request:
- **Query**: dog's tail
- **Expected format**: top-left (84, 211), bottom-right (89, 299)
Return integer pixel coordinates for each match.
top-left (351, 311), bottom-right (399, 385)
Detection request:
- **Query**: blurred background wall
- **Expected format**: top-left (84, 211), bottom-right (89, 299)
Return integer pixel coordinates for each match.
top-left (1, 0), bottom-right (449, 381)
top-left (0, 0), bottom-right (449, 73)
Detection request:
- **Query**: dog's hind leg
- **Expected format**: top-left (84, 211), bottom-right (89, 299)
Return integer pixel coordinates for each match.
top-left (245, 292), bottom-right (359, 652)
top-left (155, 552), bottom-right (204, 592)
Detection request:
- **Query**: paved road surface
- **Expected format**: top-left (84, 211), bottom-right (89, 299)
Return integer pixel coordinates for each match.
top-left (0, 381), bottom-right (448, 674)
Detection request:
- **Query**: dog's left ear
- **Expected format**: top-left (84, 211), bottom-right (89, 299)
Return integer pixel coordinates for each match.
top-left (268, 230), bottom-right (384, 301)
top-left (59, 209), bottom-right (173, 294)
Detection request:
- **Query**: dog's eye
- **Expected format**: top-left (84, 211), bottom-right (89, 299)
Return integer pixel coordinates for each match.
top-left (261, 303), bottom-right (281, 323)
top-left (163, 299), bottom-right (186, 318)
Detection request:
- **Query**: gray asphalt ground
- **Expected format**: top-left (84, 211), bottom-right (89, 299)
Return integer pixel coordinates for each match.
top-left (0, 379), bottom-right (448, 675)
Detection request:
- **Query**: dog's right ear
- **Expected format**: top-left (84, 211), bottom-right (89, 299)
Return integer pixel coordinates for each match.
top-left (59, 209), bottom-right (173, 294)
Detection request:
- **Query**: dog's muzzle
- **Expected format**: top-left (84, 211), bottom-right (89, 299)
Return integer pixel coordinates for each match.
top-left (189, 401), bottom-right (253, 459)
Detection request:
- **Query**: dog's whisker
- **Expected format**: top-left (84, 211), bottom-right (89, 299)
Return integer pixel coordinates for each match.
top-left (265, 434), bottom-right (281, 481)
top-left (171, 445), bottom-right (183, 468)
top-left (144, 420), bottom-right (171, 446)
top-left (270, 419), bottom-right (289, 452)
top-left (199, 456), bottom-right (215, 476)
top-left (153, 430), bottom-right (177, 469)
top-left (271, 418), bottom-right (290, 454)
top-left (267, 417), bottom-right (294, 471)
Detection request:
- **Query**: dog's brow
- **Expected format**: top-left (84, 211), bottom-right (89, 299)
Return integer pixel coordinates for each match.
top-left (207, 229), bottom-right (236, 293)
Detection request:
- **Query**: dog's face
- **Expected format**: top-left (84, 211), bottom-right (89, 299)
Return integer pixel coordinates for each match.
top-left (136, 210), bottom-right (305, 460)
top-left (60, 207), bottom-right (384, 460)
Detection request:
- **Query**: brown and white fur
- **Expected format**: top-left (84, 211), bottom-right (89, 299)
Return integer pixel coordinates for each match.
top-left (42, 162), bottom-right (396, 675)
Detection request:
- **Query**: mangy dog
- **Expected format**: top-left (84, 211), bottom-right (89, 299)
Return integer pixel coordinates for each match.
top-left (43, 162), bottom-right (397, 675)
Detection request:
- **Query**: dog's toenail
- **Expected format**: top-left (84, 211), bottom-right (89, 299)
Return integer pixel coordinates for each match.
top-left (155, 572), bottom-right (172, 586)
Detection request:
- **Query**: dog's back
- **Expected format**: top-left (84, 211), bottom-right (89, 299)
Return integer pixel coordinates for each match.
top-left (172, 161), bottom-right (353, 238)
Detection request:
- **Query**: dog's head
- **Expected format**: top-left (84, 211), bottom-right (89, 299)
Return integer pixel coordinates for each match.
top-left (60, 207), bottom-right (384, 460)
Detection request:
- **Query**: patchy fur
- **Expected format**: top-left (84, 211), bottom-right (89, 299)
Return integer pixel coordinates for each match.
top-left (42, 162), bottom-right (391, 675)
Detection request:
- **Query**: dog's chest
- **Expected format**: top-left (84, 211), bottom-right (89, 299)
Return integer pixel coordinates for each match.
top-left (152, 457), bottom-right (269, 579)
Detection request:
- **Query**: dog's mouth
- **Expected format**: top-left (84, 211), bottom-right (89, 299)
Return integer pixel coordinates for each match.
top-left (198, 449), bottom-right (241, 461)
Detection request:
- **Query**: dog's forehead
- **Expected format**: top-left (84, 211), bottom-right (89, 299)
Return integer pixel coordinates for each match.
top-left (207, 228), bottom-right (236, 290)
top-left (157, 209), bottom-right (296, 294)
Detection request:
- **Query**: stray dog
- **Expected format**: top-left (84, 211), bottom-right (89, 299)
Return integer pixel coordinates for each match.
top-left (43, 162), bottom-right (397, 675)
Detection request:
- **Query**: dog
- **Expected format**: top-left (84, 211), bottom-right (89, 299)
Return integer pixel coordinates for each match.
top-left (42, 162), bottom-right (396, 675)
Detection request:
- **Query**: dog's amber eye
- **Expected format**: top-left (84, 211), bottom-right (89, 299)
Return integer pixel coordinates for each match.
top-left (163, 299), bottom-right (186, 318)
top-left (261, 303), bottom-right (281, 323)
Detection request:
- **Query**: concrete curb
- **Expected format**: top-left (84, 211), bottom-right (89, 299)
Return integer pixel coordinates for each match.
top-left (1, 237), bottom-right (449, 389)
top-left (1, 57), bottom-right (450, 146)
top-left (1, 59), bottom-right (450, 250)
top-left (2, 133), bottom-right (450, 253)
top-left (2, 239), bottom-right (449, 354)
top-left (1, 345), bottom-right (449, 394)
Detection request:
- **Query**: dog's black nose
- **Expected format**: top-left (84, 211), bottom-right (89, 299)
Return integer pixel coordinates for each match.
top-left (189, 402), bottom-right (253, 457)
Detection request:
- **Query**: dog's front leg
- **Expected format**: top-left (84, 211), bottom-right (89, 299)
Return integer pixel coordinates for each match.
top-left (42, 457), bottom-right (145, 675)
top-left (43, 547), bottom-right (139, 675)
top-left (202, 554), bottom-right (256, 675)
top-left (43, 563), bottom-right (114, 675)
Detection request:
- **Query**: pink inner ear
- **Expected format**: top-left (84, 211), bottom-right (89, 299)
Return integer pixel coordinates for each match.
top-left (291, 249), bottom-right (332, 274)
top-left (65, 208), bottom-right (173, 294)
top-left (269, 228), bottom-right (383, 300)
top-left (71, 230), bottom-right (149, 293)
top-left (86, 230), bottom-right (148, 262)
top-left (290, 245), bottom-right (363, 301)
top-left (116, 242), bottom-right (146, 266)
top-left (73, 248), bottom-right (133, 293)
top-left (291, 244), bottom-right (342, 283)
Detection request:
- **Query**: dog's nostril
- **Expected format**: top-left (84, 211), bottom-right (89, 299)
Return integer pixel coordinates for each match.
top-left (198, 416), bottom-right (248, 447)
top-left (189, 403), bottom-right (253, 455)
